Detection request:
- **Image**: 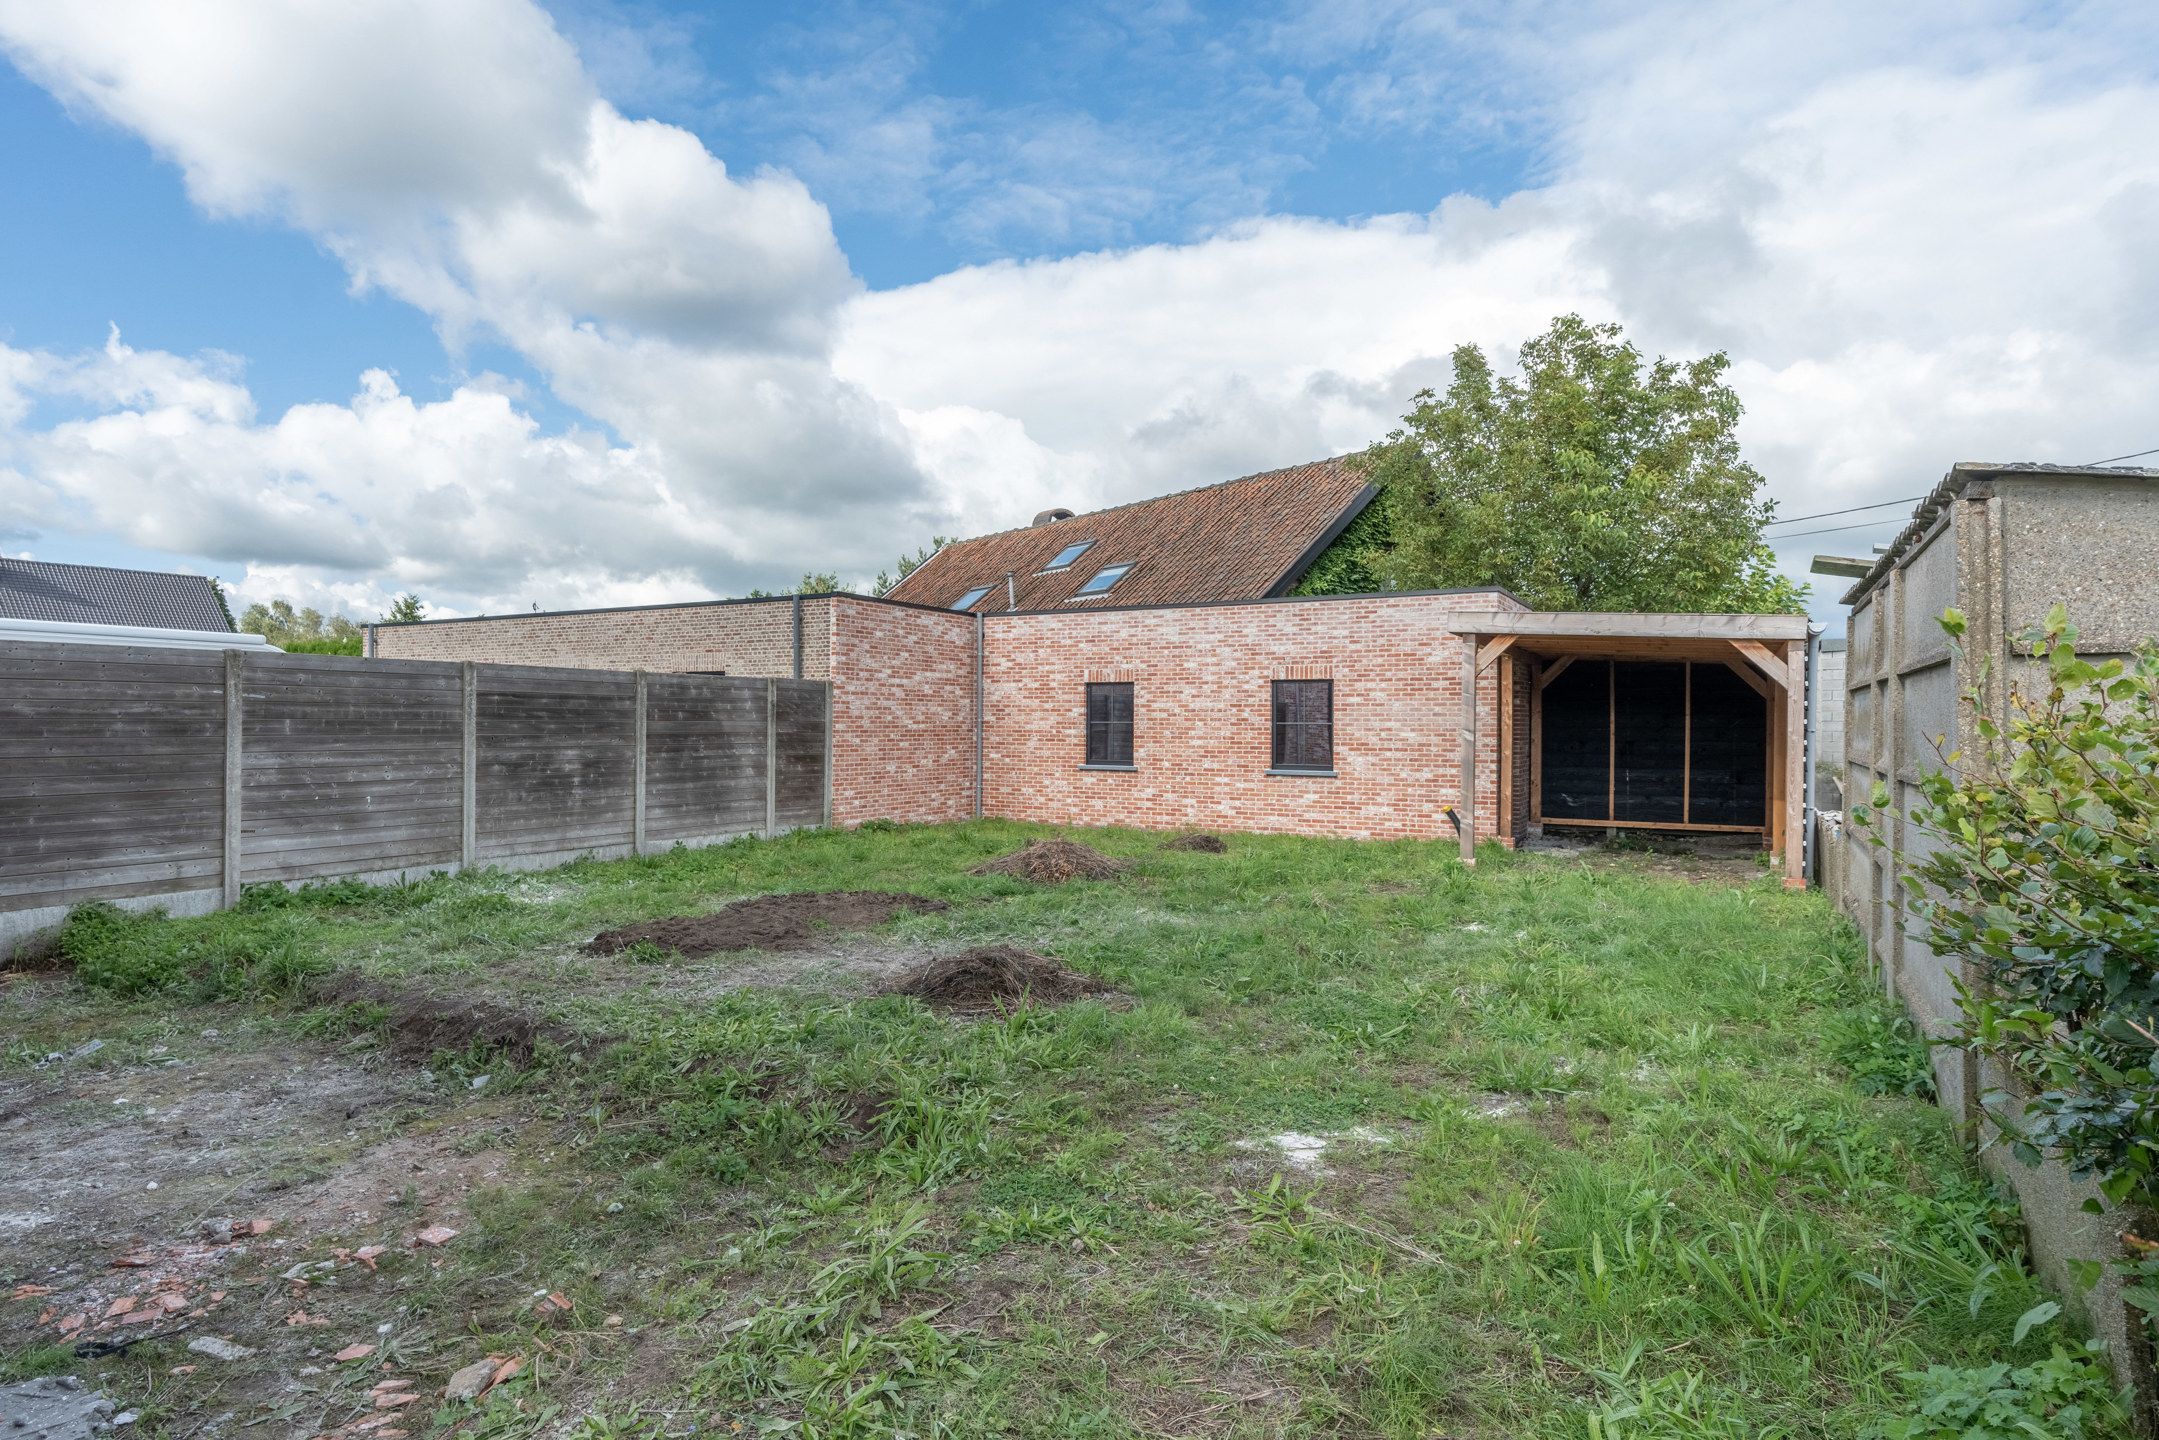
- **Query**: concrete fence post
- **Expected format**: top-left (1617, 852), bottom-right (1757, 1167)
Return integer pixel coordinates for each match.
top-left (632, 670), bottom-right (648, 856)
top-left (222, 648), bottom-right (244, 907)
top-left (460, 662), bottom-right (478, 869)
top-left (766, 677), bottom-right (778, 837)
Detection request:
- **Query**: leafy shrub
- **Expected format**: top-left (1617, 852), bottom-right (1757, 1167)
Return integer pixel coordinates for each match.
top-left (59, 901), bottom-right (186, 994)
top-left (1855, 606), bottom-right (2159, 1322)
top-left (1863, 1340), bottom-right (2125, 1439)
top-left (1830, 1007), bottom-right (1937, 1099)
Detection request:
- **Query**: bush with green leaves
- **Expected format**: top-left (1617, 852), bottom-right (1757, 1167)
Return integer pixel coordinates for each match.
top-left (1864, 1336), bottom-right (2126, 1440)
top-left (1854, 605), bottom-right (2159, 1324)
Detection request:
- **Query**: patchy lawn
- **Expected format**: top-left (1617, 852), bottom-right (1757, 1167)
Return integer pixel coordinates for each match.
top-left (0, 821), bottom-right (2123, 1438)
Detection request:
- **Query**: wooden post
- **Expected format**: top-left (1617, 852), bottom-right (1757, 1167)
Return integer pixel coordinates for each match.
top-left (632, 670), bottom-right (648, 856)
top-left (1458, 634), bottom-right (1478, 864)
top-left (1497, 654), bottom-right (1514, 844)
top-left (460, 662), bottom-right (478, 868)
top-left (1783, 639), bottom-right (1806, 889)
top-left (1528, 659), bottom-right (1544, 826)
top-left (1681, 661), bottom-right (1692, 825)
top-left (222, 648), bottom-right (243, 907)
top-left (765, 678), bottom-right (778, 837)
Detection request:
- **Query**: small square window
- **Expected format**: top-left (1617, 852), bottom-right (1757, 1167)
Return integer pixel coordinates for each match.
top-left (1085, 682), bottom-right (1133, 767)
top-left (1073, 563), bottom-right (1133, 596)
top-left (951, 585), bottom-right (993, 610)
top-left (1271, 680), bottom-right (1333, 772)
top-left (1042, 539), bottom-right (1095, 571)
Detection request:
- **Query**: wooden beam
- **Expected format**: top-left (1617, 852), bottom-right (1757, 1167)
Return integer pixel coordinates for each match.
top-left (1446, 610), bottom-right (1810, 641)
top-left (1732, 639), bottom-right (1791, 691)
top-left (1477, 634), bottom-right (1519, 671)
top-left (1535, 655), bottom-right (1576, 691)
top-left (1459, 635), bottom-right (1478, 864)
top-left (1540, 817), bottom-right (1765, 835)
top-left (1722, 657), bottom-right (1772, 700)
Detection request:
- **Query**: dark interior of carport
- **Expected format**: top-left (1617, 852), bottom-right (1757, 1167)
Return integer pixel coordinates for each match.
top-left (1448, 611), bottom-right (1811, 888)
top-left (1537, 659), bottom-right (1767, 829)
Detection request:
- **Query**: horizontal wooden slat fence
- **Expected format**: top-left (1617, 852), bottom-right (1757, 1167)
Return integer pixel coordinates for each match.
top-left (0, 641), bottom-right (829, 948)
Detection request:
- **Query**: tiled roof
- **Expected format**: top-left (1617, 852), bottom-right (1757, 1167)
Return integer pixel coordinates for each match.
top-left (886, 457), bottom-right (1376, 612)
top-left (0, 557), bottom-right (234, 632)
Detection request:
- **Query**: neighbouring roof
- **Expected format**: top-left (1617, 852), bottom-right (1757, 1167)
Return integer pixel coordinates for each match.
top-left (886, 457), bottom-right (1377, 612)
top-left (0, 557), bottom-right (233, 632)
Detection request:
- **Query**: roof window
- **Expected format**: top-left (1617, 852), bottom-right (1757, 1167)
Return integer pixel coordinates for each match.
top-left (951, 585), bottom-right (993, 610)
top-left (1041, 539), bottom-right (1095, 572)
top-left (1073, 563), bottom-right (1133, 597)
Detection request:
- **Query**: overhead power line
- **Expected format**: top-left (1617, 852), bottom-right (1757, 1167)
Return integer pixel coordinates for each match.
top-left (1764, 495), bottom-right (1924, 528)
top-left (2083, 445), bottom-right (2159, 466)
top-left (1767, 516), bottom-right (1915, 543)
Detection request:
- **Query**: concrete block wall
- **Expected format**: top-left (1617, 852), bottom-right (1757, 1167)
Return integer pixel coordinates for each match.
top-left (1838, 465), bottom-right (2159, 1405)
top-left (370, 597), bottom-right (831, 678)
top-left (978, 591), bottom-right (1520, 841)
top-left (827, 596), bottom-right (979, 826)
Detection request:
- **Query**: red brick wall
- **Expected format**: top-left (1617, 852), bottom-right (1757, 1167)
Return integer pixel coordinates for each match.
top-left (369, 597), bottom-right (830, 677)
top-left (978, 591), bottom-right (1521, 841)
top-left (828, 596), bottom-right (978, 825)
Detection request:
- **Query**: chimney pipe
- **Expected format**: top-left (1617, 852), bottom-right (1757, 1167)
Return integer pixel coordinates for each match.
top-left (1005, 571), bottom-right (1017, 611)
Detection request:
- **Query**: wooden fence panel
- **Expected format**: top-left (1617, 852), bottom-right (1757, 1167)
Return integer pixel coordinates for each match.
top-left (775, 679), bottom-right (828, 829)
top-left (644, 674), bottom-right (768, 842)
top-left (0, 642), bottom-right (227, 912)
top-left (1, 642), bottom-right (829, 937)
top-left (240, 655), bottom-right (465, 885)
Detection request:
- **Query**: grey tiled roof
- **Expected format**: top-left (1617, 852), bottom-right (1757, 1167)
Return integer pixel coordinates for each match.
top-left (0, 558), bottom-right (234, 632)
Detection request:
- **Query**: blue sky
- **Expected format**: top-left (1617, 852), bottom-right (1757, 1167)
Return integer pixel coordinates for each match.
top-left (2, 1), bottom-right (2155, 624)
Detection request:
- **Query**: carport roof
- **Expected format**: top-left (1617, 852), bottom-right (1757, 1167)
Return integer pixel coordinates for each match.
top-left (1443, 610), bottom-right (1809, 662)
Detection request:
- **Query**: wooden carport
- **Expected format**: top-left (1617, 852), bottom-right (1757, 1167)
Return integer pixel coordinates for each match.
top-left (1446, 611), bottom-right (1813, 889)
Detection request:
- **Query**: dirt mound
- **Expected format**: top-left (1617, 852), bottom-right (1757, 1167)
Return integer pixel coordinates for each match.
top-left (585, 891), bottom-right (948, 959)
top-left (970, 839), bottom-right (1129, 883)
top-left (882, 945), bottom-right (1119, 1014)
top-left (1161, 832), bottom-right (1228, 853)
top-left (314, 973), bottom-right (588, 1065)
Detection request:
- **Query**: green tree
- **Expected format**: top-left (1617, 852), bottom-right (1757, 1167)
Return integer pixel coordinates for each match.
top-left (239, 598), bottom-right (364, 654)
top-left (381, 593), bottom-right (426, 624)
top-left (747, 572), bottom-right (840, 599)
top-left (1325, 314), bottom-right (1806, 613)
top-left (874, 538), bottom-right (948, 597)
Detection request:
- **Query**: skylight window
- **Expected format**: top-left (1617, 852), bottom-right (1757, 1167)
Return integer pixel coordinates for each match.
top-left (1073, 563), bottom-right (1133, 597)
top-left (951, 585), bottom-right (993, 610)
top-left (1041, 539), bottom-right (1095, 571)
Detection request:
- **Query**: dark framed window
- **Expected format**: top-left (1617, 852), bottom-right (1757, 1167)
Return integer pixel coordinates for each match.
top-left (1271, 680), bottom-right (1333, 772)
top-left (1042, 539), bottom-right (1094, 571)
top-left (951, 585), bottom-right (993, 611)
top-left (1085, 682), bottom-right (1134, 767)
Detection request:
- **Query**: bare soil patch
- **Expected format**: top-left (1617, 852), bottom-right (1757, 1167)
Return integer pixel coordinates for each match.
top-left (1161, 832), bottom-right (1228, 853)
top-left (881, 945), bottom-right (1122, 1014)
top-left (971, 840), bottom-right (1130, 883)
top-left (312, 973), bottom-right (590, 1065)
top-left (585, 891), bottom-right (948, 959)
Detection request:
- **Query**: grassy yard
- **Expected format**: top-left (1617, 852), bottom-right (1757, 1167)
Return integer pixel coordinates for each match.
top-left (0, 822), bottom-right (2124, 1438)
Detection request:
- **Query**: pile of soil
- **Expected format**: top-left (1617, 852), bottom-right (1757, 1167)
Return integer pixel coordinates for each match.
top-left (585, 891), bottom-right (948, 959)
top-left (313, 973), bottom-right (589, 1065)
top-left (882, 945), bottom-right (1119, 1014)
top-left (970, 839), bottom-right (1129, 883)
top-left (1161, 832), bottom-right (1228, 853)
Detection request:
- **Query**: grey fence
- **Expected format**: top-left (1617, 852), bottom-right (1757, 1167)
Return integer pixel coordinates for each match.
top-left (1, 641), bottom-right (828, 949)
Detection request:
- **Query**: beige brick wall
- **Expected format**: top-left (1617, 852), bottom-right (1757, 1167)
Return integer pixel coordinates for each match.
top-left (369, 597), bottom-right (831, 678)
top-left (978, 591), bottom-right (1522, 841)
top-left (828, 596), bottom-right (978, 825)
